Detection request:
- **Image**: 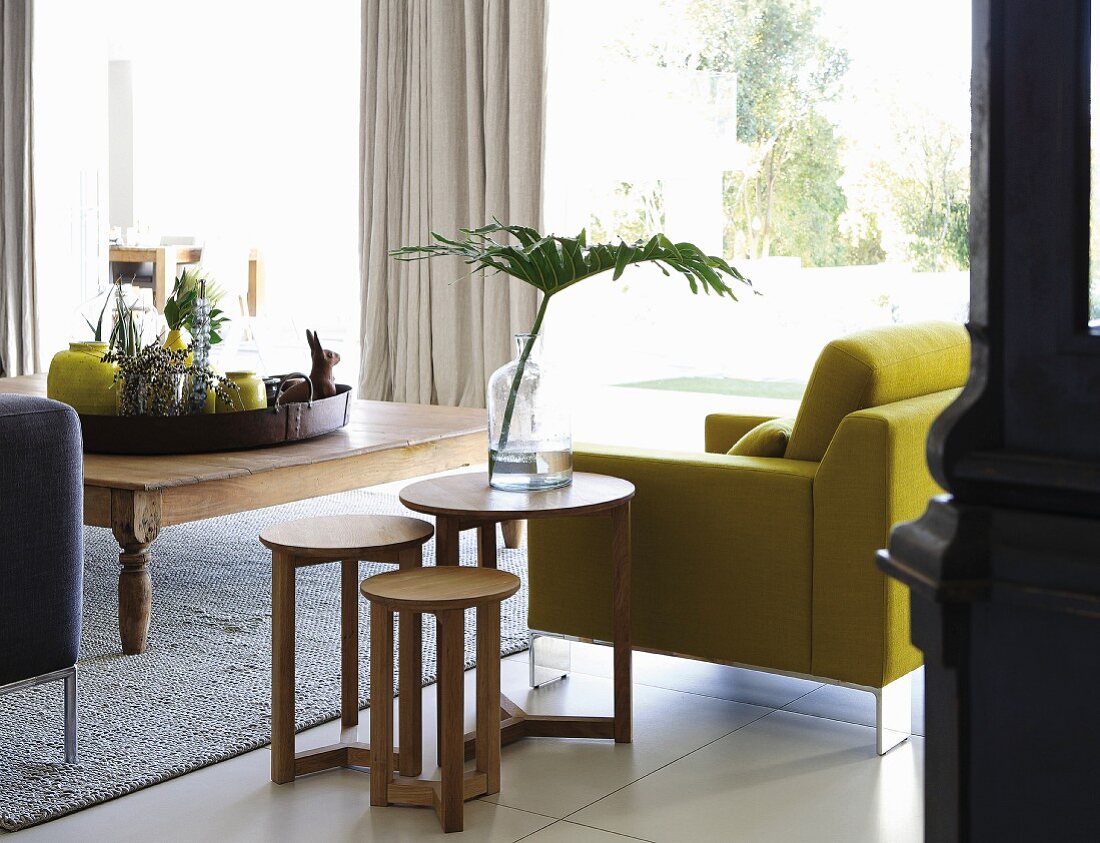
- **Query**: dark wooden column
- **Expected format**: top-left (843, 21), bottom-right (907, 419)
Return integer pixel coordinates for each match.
top-left (878, 1), bottom-right (1100, 840)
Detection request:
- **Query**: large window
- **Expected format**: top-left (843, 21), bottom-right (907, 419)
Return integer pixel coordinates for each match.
top-left (544, 0), bottom-right (971, 444)
top-left (103, 0), bottom-right (362, 383)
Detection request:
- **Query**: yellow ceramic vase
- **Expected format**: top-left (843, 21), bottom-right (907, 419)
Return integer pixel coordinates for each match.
top-left (47, 342), bottom-right (119, 415)
top-left (216, 371), bottom-right (267, 413)
top-left (163, 328), bottom-right (190, 355)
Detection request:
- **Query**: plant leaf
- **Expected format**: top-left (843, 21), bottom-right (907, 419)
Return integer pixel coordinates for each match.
top-left (389, 222), bottom-right (751, 303)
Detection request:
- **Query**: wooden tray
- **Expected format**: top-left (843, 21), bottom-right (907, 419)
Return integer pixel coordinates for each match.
top-left (79, 384), bottom-right (353, 455)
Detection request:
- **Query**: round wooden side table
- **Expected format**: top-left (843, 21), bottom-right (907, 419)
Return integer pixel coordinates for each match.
top-left (362, 566), bottom-right (521, 833)
top-left (259, 514), bottom-right (434, 784)
top-left (399, 471), bottom-right (635, 749)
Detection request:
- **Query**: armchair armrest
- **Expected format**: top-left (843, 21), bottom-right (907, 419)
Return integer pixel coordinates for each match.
top-left (811, 388), bottom-right (960, 687)
top-left (0, 396), bottom-right (83, 686)
top-left (529, 443), bottom-right (819, 673)
top-left (704, 414), bottom-right (779, 454)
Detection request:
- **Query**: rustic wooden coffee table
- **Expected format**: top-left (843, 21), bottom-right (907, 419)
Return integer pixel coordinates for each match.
top-left (0, 374), bottom-right (486, 655)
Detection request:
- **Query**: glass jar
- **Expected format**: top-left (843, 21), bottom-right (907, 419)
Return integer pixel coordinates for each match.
top-left (486, 333), bottom-right (572, 491)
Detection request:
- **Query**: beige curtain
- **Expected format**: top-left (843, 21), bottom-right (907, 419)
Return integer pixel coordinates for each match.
top-left (0, 0), bottom-right (36, 376)
top-left (359, 0), bottom-right (545, 406)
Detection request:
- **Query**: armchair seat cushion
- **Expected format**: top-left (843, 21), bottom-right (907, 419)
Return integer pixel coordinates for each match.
top-left (529, 445), bottom-right (818, 674)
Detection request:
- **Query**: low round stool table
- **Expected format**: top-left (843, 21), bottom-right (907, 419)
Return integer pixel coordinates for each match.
top-left (362, 566), bottom-right (521, 833)
top-left (259, 514), bottom-right (433, 785)
top-left (400, 471), bottom-right (635, 753)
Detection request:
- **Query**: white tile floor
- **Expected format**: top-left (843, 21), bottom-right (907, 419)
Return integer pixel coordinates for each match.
top-left (16, 645), bottom-right (923, 843)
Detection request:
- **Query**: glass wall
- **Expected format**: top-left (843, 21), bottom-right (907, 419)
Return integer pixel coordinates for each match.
top-left (543, 0), bottom-right (971, 442)
top-left (105, 0), bottom-right (362, 383)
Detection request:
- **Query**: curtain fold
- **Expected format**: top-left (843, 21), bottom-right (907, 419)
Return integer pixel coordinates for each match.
top-left (359, 0), bottom-right (546, 406)
top-left (0, 0), bottom-right (37, 376)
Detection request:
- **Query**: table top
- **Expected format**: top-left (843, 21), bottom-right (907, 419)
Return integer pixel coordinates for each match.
top-left (399, 471), bottom-right (634, 520)
top-left (109, 245), bottom-right (204, 263)
top-left (259, 514), bottom-right (434, 559)
top-left (360, 566), bottom-right (521, 611)
top-left (1, 374), bottom-right (485, 491)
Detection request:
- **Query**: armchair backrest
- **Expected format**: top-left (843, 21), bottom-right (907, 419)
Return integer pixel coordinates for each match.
top-left (784, 321), bottom-right (970, 462)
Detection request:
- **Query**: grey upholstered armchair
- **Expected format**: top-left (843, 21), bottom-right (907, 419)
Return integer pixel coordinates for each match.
top-left (0, 395), bottom-right (83, 763)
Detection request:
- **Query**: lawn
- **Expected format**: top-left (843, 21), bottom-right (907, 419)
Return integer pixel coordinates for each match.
top-left (616, 376), bottom-right (806, 401)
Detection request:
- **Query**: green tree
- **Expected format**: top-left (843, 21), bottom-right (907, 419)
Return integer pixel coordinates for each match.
top-left (587, 180), bottom-right (665, 245)
top-left (765, 111), bottom-right (849, 265)
top-left (843, 212), bottom-right (888, 266)
top-left (678, 0), bottom-right (850, 263)
top-left (882, 119), bottom-right (970, 271)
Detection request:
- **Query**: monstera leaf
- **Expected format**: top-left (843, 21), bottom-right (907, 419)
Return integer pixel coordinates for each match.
top-left (392, 220), bottom-right (752, 474)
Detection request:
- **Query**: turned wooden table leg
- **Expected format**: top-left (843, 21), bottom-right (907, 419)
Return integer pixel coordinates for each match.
top-left (110, 489), bottom-right (162, 655)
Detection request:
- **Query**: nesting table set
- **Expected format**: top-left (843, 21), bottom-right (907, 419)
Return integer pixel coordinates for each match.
top-left (261, 471), bottom-right (634, 833)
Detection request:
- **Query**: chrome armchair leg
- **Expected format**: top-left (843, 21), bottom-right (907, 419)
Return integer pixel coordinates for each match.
top-left (528, 630), bottom-right (570, 688)
top-left (875, 671), bottom-right (913, 755)
top-left (64, 666), bottom-right (78, 764)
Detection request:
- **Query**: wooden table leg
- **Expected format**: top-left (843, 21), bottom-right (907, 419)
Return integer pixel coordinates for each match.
top-left (340, 559), bottom-right (359, 730)
top-left (398, 547), bottom-right (423, 776)
top-left (271, 551), bottom-right (297, 784)
top-left (154, 246), bottom-right (176, 311)
top-left (476, 600), bottom-right (502, 795)
top-left (611, 502), bottom-right (632, 743)
top-left (501, 520), bottom-right (525, 549)
top-left (370, 603), bottom-right (394, 807)
top-left (110, 489), bottom-right (161, 655)
top-left (477, 522), bottom-right (498, 569)
top-left (437, 609), bottom-right (465, 833)
top-left (434, 517), bottom-right (461, 764)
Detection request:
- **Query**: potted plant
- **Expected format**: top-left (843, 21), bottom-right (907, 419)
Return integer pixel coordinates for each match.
top-left (163, 267), bottom-right (230, 352)
top-left (393, 221), bottom-right (751, 489)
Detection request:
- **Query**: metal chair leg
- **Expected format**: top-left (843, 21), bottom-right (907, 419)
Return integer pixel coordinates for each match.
top-left (528, 630), bottom-right (570, 689)
top-left (875, 670), bottom-right (913, 755)
top-left (64, 666), bottom-right (78, 764)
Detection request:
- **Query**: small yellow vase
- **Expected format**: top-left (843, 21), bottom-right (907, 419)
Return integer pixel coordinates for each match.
top-left (47, 342), bottom-right (119, 415)
top-left (216, 371), bottom-right (267, 413)
top-left (163, 328), bottom-right (189, 354)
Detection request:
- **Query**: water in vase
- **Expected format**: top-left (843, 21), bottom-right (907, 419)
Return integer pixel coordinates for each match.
top-left (489, 442), bottom-right (573, 491)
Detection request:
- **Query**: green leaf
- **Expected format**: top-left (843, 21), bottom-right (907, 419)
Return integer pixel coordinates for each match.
top-left (612, 244), bottom-right (637, 281)
top-left (389, 221), bottom-right (752, 309)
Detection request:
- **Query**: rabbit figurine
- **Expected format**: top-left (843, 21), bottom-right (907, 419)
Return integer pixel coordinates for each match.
top-left (278, 329), bottom-right (341, 404)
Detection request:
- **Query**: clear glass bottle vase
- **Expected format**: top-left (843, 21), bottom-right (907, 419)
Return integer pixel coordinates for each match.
top-left (487, 333), bottom-right (572, 491)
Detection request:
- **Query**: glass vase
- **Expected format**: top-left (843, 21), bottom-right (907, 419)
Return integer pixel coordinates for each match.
top-left (487, 333), bottom-right (572, 491)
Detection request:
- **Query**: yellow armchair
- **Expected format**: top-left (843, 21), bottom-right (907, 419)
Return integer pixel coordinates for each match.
top-left (527, 321), bottom-right (970, 754)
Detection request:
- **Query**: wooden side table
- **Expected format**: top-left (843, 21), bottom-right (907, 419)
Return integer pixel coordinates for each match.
top-left (363, 566), bottom-right (521, 833)
top-left (259, 514), bottom-right (434, 784)
top-left (399, 471), bottom-right (635, 748)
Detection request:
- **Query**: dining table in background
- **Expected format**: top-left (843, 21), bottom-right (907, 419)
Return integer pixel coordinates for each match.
top-left (108, 245), bottom-right (265, 316)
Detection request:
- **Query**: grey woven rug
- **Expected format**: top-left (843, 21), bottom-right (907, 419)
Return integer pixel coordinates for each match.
top-left (0, 490), bottom-right (529, 832)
